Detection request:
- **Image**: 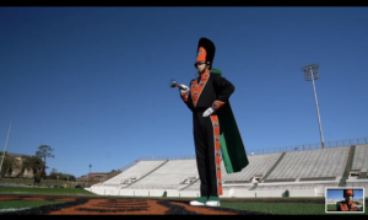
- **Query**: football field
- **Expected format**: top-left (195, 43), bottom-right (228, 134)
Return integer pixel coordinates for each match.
top-left (1, 187), bottom-right (367, 215)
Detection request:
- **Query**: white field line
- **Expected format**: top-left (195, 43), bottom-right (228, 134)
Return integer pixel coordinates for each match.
top-left (0, 207), bottom-right (31, 213)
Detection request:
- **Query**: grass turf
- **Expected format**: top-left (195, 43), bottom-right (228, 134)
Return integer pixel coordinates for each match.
top-left (0, 187), bottom-right (95, 196)
top-left (0, 187), bottom-right (367, 215)
top-left (327, 204), bottom-right (336, 211)
top-left (221, 202), bottom-right (367, 215)
top-left (0, 177), bottom-right (93, 187)
top-left (0, 200), bottom-right (67, 213)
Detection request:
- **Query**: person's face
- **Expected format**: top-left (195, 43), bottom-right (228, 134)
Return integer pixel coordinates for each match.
top-left (345, 194), bottom-right (353, 203)
top-left (196, 63), bottom-right (208, 74)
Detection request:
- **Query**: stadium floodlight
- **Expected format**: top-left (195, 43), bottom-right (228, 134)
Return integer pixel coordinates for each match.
top-left (88, 164), bottom-right (92, 185)
top-left (301, 63), bottom-right (325, 149)
top-left (0, 121), bottom-right (12, 175)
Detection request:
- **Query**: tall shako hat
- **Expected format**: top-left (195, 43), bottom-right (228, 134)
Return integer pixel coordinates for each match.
top-left (344, 189), bottom-right (354, 197)
top-left (194, 37), bottom-right (216, 69)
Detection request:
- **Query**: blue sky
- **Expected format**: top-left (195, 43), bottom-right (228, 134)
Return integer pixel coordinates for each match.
top-left (0, 7), bottom-right (367, 178)
top-left (327, 189), bottom-right (364, 200)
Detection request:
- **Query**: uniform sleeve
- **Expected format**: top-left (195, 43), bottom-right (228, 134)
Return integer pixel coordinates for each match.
top-left (336, 202), bottom-right (341, 211)
top-left (180, 80), bottom-right (193, 111)
top-left (180, 90), bottom-right (189, 103)
top-left (211, 74), bottom-right (235, 111)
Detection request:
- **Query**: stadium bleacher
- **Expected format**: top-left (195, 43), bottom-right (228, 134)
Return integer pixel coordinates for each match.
top-left (124, 159), bottom-right (198, 189)
top-left (91, 142), bottom-right (368, 198)
top-left (266, 146), bottom-right (350, 181)
top-left (102, 160), bottom-right (167, 186)
top-left (352, 144), bottom-right (368, 172)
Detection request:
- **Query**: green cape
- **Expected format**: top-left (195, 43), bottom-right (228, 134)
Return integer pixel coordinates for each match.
top-left (193, 68), bottom-right (249, 173)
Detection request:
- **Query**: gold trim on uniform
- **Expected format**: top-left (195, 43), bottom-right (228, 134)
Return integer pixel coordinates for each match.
top-left (215, 136), bottom-right (220, 142)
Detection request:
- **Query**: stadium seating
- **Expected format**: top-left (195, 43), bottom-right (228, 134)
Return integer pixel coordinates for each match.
top-left (91, 143), bottom-right (368, 198)
top-left (265, 146), bottom-right (350, 181)
top-left (222, 153), bottom-right (283, 183)
top-left (179, 154), bottom-right (282, 191)
top-left (102, 160), bottom-right (168, 186)
top-left (124, 159), bottom-right (198, 189)
top-left (352, 144), bottom-right (368, 172)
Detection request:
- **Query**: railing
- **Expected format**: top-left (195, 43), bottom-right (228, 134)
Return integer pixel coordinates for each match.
top-left (247, 137), bottom-right (368, 155)
top-left (264, 178), bottom-right (297, 183)
top-left (117, 155), bottom-right (196, 172)
top-left (98, 183), bottom-right (120, 187)
top-left (255, 184), bottom-right (319, 190)
top-left (222, 186), bottom-right (252, 189)
top-left (120, 138), bottom-right (368, 165)
top-left (139, 155), bottom-right (197, 161)
top-left (118, 157), bottom-right (144, 172)
top-left (299, 177), bottom-right (336, 181)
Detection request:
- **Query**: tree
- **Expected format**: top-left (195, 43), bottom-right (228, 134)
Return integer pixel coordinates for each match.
top-left (0, 152), bottom-right (8, 156)
top-left (23, 152), bottom-right (47, 184)
top-left (33, 166), bottom-right (46, 184)
top-left (50, 168), bottom-right (57, 174)
top-left (0, 155), bottom-right (15, 177)
top-left (35, 145), bottom-right (54, 167)
top-left (21, 155), bottom-right (45, 174)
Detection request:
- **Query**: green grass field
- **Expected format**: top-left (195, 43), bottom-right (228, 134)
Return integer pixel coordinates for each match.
top-left (0, 201), bottom-right (67, 213)
top-left (327, 204), bottom-right (336, 211)
top-left (0, 186), bottom-right (367, 215)
top-left (222, 202), bottom-right (326, 215)
top-left (221, 202), bottom-right (367, 215)
top-left (0, 187), bottom-right (95, 196)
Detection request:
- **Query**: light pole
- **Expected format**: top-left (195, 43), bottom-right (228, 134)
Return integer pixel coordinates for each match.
top-left (0, 121), bottom-right (12, 176)
top-left (301, 63), bottom-right (325, 149)
top-left (89, 164), bottom-right (92, 186)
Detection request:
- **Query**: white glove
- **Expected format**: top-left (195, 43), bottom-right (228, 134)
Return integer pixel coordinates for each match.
top-left (179, 84), bottom-right (189, 95)
top-left (202, 107), bottom-right (215, 117)
top-left (353, 204), bottom-right (363, 210)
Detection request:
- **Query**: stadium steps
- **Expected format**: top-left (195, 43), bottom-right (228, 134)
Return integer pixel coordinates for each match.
top-left (260, 152), bottom-right (286, 182)
top-left (339, 145), bottom-right (355, 187)
top-left (122, 160), bottom-right (170, 188)
top-left (249, 183), bottom-right (258, 190)
top-left (179, 178), bottom-right (200, 191)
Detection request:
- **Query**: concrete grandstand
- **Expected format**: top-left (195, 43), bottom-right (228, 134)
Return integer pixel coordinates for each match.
top-left (88, 138), bottom-right (368, 198)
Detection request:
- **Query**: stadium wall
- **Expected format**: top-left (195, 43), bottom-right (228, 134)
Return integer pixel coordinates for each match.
top-left (89, 187), bottom-right (320, 198)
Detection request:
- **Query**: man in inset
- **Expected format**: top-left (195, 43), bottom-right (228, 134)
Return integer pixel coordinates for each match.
top-left (336, 189), bottom-right (363, 211)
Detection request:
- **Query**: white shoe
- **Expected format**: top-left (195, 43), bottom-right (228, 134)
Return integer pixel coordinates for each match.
top-left (206, 200), bottom-right (220, 207)
top-left (190, 200), bottom-right (206, 206)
